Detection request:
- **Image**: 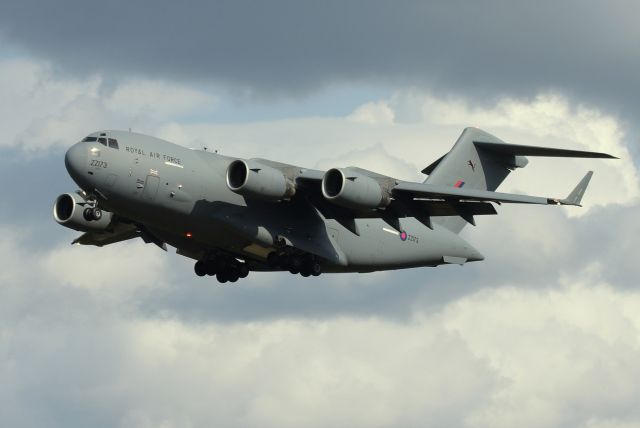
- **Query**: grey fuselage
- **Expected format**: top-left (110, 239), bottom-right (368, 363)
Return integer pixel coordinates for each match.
top-left (63, 130), bottom-right (483, 273)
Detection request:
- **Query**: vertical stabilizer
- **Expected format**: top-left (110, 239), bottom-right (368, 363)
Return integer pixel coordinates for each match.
top-left (425, 128), bottom-right (525, 233)
top-left (423, 128), bottom-right (613, 233)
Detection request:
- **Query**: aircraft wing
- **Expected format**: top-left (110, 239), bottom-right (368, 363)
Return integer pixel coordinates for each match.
top-left (295, 169), bottom-right (593, 232)
top-left (296, 169), bottom-right (498, 232)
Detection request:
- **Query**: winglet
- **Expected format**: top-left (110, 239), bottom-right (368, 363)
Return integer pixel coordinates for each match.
top-left (559, 171), bottom-right (593, 206)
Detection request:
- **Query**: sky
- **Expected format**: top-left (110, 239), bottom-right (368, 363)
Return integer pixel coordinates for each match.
top-left (1, 2), bottom-right (640, 427)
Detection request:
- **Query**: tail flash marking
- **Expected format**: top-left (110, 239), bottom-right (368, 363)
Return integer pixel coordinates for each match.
top-left (454, 180), bottom-right (465, 188)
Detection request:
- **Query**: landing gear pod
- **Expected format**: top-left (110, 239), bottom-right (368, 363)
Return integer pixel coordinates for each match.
top-left (53, 193), bottom-right (113, 232)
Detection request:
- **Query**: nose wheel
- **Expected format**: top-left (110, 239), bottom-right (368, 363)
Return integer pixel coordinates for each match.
top-left (83, 207), bottom-right (103, 221)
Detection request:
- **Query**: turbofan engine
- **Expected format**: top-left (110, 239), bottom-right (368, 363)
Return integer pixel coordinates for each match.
top-left (226, 159), bottom-right (295, 202)
top-left (53, 193), bottom-right (113, 232)
top-left (321, 168), bottom-right (391, 209)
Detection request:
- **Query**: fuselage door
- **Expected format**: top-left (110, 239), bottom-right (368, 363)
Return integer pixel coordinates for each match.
top-left (142, 175), bottom-right (160, 201)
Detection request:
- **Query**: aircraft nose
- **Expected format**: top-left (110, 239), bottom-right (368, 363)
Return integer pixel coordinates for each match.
top-left (65, 142), bottom-right (86, 182)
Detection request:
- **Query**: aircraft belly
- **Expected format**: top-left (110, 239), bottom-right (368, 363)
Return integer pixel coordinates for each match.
top-left (332, 218), bottom-right (482, 270)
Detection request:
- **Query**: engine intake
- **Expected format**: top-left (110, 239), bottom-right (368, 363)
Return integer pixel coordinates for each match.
top-left (322, 168), bottom-right (390, 209)
top-left (53, 193), bottom-right (113, 232)
top-left (226, 159), bottom-right (295, 202)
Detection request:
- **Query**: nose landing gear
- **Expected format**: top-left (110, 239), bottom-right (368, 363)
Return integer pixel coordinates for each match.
top-left (83, 207), bottom-right (103, 221)
top-left (80, 196), bottom-right (103, 222)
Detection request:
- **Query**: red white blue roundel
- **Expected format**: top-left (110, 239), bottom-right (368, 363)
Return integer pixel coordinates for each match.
top-left (400, 231), bottom-right (408, 241)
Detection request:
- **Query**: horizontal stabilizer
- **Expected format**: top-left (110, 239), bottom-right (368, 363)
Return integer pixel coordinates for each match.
top-left (474, 142), bottom-right (617, 159)
top-left (558, 171), bottom-right (593, 206)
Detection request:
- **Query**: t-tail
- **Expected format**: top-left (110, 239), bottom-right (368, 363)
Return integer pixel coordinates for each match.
top-left (422, 128), bottom-right (616, 233)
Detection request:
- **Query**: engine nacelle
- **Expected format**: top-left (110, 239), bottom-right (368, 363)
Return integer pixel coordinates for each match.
top-left (226, 159), bottom-right (295, 202)
top-left (53, 193), bottom-right (113, 232)
top-left (322, 168), bottom-right (391, 209)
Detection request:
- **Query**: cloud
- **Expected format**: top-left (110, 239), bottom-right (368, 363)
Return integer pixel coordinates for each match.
top-left (105, 80), bottom-right (216, 119)
top-left (3, 220), bottom-right (640, 427)
top-left (2, 51), bottom-right (640, 427)
top-left (0, 58), bottom-right (217, 152)
top-left (41, 240), bottom-right (170, 301)
top-left (1, 1), bottom-right (640, 118)
top-left (443, 279), bottom-right (640, 428)
top-left (347, 101), bottom-right (395, 125)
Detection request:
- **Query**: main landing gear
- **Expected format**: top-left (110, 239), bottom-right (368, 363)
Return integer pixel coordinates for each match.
top-left (267, 251), bottom-right (322, 277)
top-left (194, 255), bottom-right (249, 284)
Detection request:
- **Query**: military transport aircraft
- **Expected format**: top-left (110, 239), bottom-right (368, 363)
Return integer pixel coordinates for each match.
top-left (54, 127), bottom-right (615, 283)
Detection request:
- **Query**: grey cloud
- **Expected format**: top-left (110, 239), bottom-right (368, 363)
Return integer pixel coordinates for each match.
top-left (1, 1), bottom-right (639, 116)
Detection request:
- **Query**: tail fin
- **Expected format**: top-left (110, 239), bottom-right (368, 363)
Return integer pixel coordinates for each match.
top-left (424, 128), bottom-right (614, 233)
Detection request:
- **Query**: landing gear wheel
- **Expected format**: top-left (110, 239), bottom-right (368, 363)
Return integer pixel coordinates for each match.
top-left (289, 268), bottom-right (299, 275)
top-left (310, 262), bottom-right (322, 276)
top-left (238, 264), bottom-right (249, 278)
top-left (290, 255), bottom-right (303, 271)
top-left (277, 254), bottom-right (289, 268)
top-left (92, 208), bottom-right (102, 220)
top-left (83, 207), bottom-right (94, 221)
top-left (228, 270), bottom-right (240, 283)
top-left (216, 272), bottom-right (228, 283)
top-left (267, 252), bottom-right (279, 268)
top-left (205, 261), bottom-right (218, 276)
top-left (300, 270), bottom-right (310, 277)
top-left (194, 260), bottom-right (206, 277)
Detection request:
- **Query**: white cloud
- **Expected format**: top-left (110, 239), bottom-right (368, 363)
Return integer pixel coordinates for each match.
top-left (445, 279), bottom-right (640, 428)
top-left (101, 278), bottom-right (640, 428)
top-left (3, 223), bottom-right (640, 428)
top-left (42, 240), bottom-right (169, 299)
top-left (105, 80), bottom-right (215, 118)
top-left (315, 143), bottom-right (423, 182)
top-left (0, 58), bottom-right (217, 152)
top-left (347, 100), bottom-right (395, 124)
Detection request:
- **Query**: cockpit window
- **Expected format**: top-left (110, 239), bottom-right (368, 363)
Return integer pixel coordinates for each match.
top-left (82, 134), bottom-right (118, 148)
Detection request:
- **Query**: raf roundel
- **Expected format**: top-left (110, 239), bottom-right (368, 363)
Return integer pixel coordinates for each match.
top-left (400, 231), bottom-right (408, 241)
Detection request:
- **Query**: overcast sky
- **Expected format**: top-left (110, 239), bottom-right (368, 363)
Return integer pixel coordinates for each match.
top-left (1, 2), bottom-right (640, 428)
